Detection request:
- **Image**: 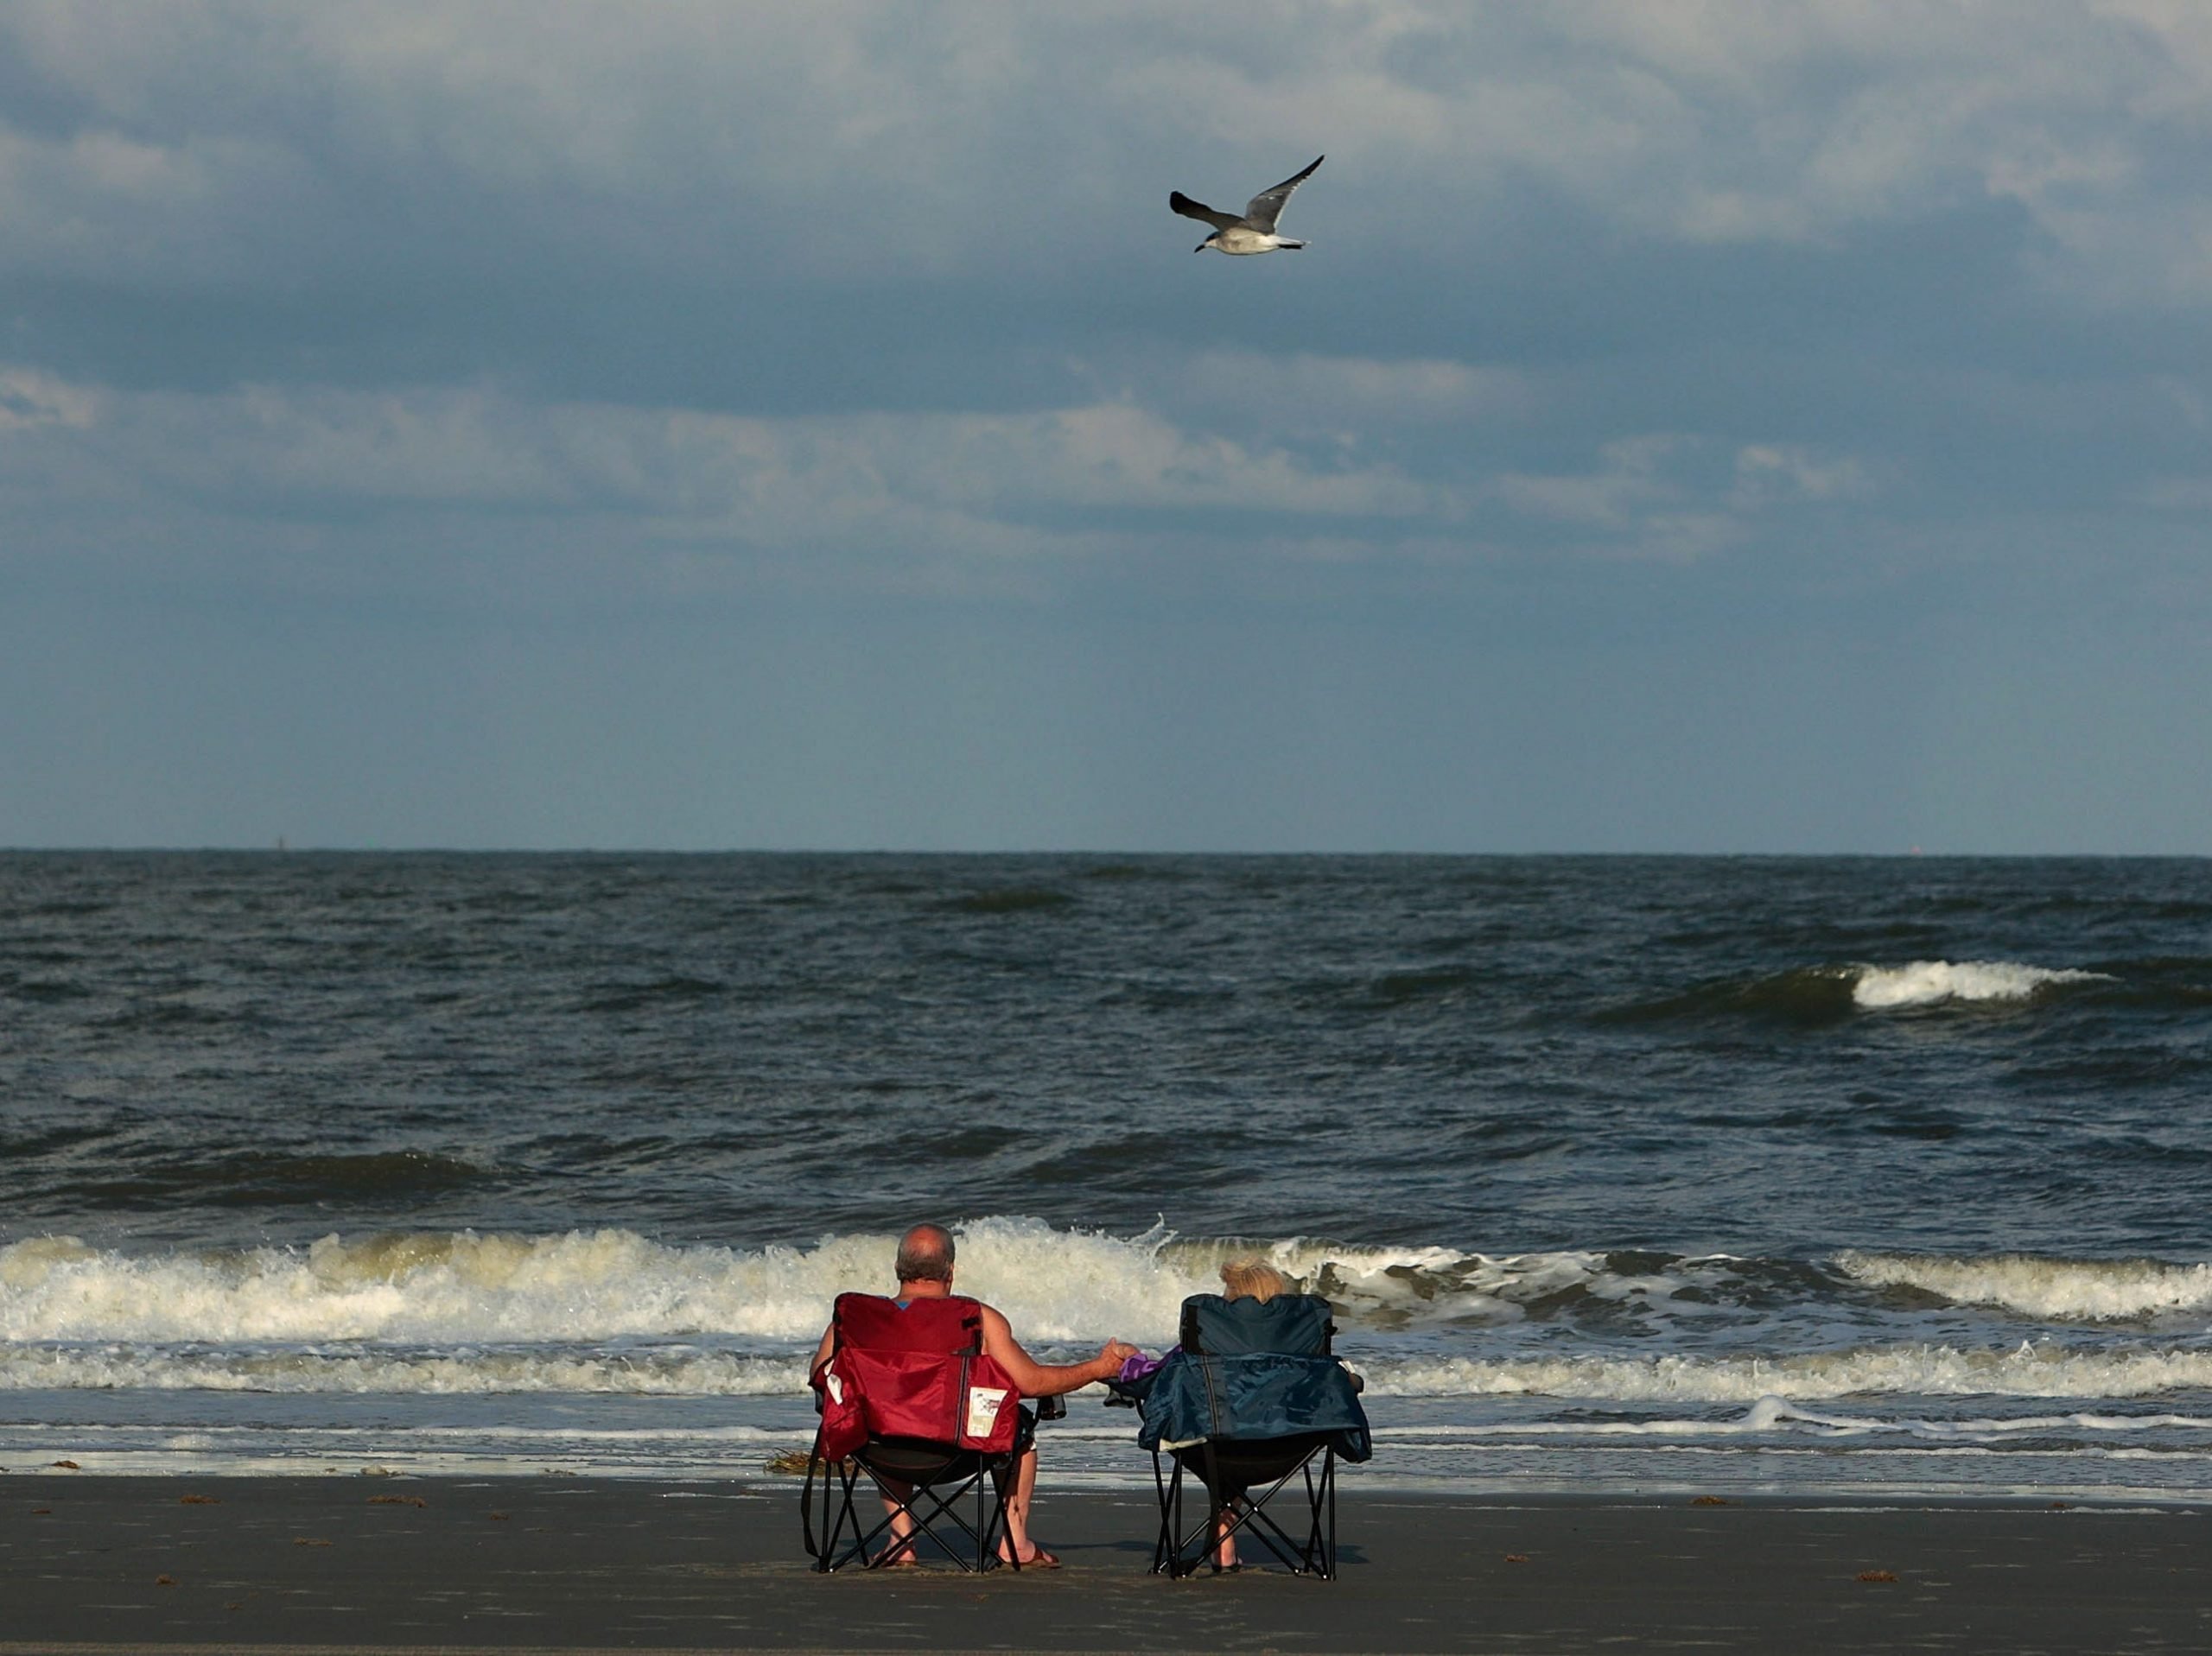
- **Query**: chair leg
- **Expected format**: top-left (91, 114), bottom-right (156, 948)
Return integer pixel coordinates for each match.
top-left (815, 1459), bottom-right (874, 1573)
top-left (982, 1457), bottom-right (1011, 1571)
top-left (1171, 1445), bottom-right (1340, 1579)
top-left (1320, 1447), bottom-right (1338, 1579)
top-left (816, 1456), bottom-right (1011, 1572)
top-left (1158, 1444), bottom-right (1238, 1579)
top-left (893, 1472), bottom-right (995, 1571)
top-left (1154, 1450), bottom-right (1201, 1578)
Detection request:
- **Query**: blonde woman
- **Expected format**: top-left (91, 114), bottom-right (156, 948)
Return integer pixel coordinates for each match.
top-left (1210, 1259), bottom-right (1289, 1566)
top-left (1219, 1259), bottom-right (1288, 1303)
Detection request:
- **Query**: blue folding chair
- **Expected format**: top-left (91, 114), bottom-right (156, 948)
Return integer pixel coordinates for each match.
top-left (1116, 1293), bottom-right (1370, 1578)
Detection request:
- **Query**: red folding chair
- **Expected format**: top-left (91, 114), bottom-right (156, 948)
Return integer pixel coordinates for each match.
top-left (802, 1292), bottom-right (1031, 1571)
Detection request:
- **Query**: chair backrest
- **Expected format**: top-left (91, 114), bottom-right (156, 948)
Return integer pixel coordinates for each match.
top-left (814, 1293), bottom-right (1020, 1459)
top-left (1179, 1292), bottom-right (1335, 1357)
top-left (1139, 1293), bottom-right (1370, 1463)
top-left (835, 1291), bottom-right (987, 1355)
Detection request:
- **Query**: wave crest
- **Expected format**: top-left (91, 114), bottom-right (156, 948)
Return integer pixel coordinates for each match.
top-left (1607, 959), bottom-right (2111, 1025)
top-left (0, 1221), bottom-right (1220, 1348)
top-left (1851, 961), bottom-right (2108, 1010)
top-left (1368, 1344), bottom-right (2212, 1401)
top-left (1839, 1250), bottom-right (2212, 1321)
top-left (0, 1223), bottom-right (1688, 1349)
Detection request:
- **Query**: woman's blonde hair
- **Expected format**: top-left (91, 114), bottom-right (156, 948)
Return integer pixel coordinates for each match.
top-left (1219, 1259), bottom-right (1289, 1303)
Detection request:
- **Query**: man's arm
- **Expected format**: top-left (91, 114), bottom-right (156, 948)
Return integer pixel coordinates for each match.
top-left (979, 1305), bottom-right (1139, 1397)
top-left (809, 1323), bottom-right (833, 1380)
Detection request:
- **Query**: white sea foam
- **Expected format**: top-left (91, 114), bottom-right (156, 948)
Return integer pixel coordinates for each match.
top-left (1364, 1344), bottom-right (2212, 1402)
top-left (0, 1221), bottom-right (1221, 1350)
top-left (13, 1330), bottom-right (2212, 1406)
top-left (0, 1344), bottom-right (809, 1396)
top-left (15, 1226), bottom-right (2212, 1406)
top-left (1851, 960), bottom-right (2107, 1010)
top-left (0, 1222), bottom-right (1594, 1351)
top-left (1838, 1250), bottom-right (2212, 1321)
top-left (1380, 1399), bottom-right (2212, 1444)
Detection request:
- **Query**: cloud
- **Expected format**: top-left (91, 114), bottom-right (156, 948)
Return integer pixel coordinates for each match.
top-left (1489, 433), bottom-right (1872, 561)
top-left (2129, 475), bottom-right (2212, 511)
top-left (1731, 443), bottom-right (1869, 508)
top-left (0, 365), bottom-right (1444, 579)
top-left (0, 366), bottom-right (97, 431)
top-left (1495, 434), bottom-right (1689, 531)
top-left (7, 0), bottom-right (2212, 302)
top-left (6, 359), bottom-right (1916, 598)
top-left (0, 5), bottom-right (2204, 599)
top-left (1162, 351), bottom-right (1532, 425)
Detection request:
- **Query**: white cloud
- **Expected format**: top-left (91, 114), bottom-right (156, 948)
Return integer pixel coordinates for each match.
top-left (0, 367), bottom-right (99, 431)
top-left (1495, 435), bottom-right (1689, 532)
top-left (1732, 443), bottom-right (1869, 508)
top-left (1166, 351), bottom-right (1531, 423)
top-left (0, 368), bottom-right (1440, 578)
top-left (6, 0), bottom-right (2212, 295)
top-left (4, 352), bottom-right (1911, 588)
top-left (1491, 433), bottom-right (1870, 561)
top-left (2129, 475), bottom-right (2212, 511)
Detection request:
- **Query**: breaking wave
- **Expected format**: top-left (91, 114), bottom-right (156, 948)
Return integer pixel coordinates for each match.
top-left (0, 1222), bottom-right (1253, 1350)
top-left (0, 1345), bottom-right (809, 1396)
top-left (1366, 1345), bottom-right (2212, 1402)
top-left (14, 1336), bottom-right (2212, 1406)
top-left (1850, 961), bottom-right (2109, 1010)
top-left (1604, 958), bottom-right (2111, 1025)
top-left (1839, 1251), bottom-right (2212, 1322)
top-left (0, 1225), bottom-right (1789, 1352)
top-left (11, 1224), bottom-right (2212, 1406)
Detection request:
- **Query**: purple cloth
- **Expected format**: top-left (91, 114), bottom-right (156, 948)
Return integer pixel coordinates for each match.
top-left (1118, 1352), bottom-right (1165, 1383)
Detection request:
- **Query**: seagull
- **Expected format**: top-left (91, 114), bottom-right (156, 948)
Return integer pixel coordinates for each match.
top-left (1170, 155), bottom-right (1324, 255)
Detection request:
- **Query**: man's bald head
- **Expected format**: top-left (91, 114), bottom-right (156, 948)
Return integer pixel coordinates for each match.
top-left (894, 1223), bottom-right (956, 1285)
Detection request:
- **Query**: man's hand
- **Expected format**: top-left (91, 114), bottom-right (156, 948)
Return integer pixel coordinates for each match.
top-left (1096, 1339), bottom-right (1142, 1376)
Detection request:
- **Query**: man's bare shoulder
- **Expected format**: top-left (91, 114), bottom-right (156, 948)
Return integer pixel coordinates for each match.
top-left (976, 1302), bottom-right (1032, 1355)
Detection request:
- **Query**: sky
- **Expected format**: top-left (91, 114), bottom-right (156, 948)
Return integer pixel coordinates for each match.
top-left (3, 1), bottom-right (2209, 853)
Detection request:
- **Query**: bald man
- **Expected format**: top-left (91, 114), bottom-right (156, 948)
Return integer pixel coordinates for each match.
top-left (811, 1222), bottom-right (1138, 1567)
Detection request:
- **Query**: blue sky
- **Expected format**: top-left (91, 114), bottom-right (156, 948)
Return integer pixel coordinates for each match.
top-left (3, 1), bottom-right (2209, 852)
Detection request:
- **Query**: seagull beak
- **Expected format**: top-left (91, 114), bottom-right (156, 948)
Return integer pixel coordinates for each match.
top-left (1192, 242), bottom-right (1205, 254)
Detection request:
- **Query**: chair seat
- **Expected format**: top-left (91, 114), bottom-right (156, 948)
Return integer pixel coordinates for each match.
top-left (859, 1437), bottom-right (996, 1485)
top-left (1172, 1431), bottom-right (1330, 1494)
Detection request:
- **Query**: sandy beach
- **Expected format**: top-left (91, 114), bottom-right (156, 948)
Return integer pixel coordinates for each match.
top-left (6, 1474), bottom-right (2208, 1653)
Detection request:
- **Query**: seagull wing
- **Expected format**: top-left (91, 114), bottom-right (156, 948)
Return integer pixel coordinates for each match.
top-left (1242, 155), bottom-right (1324, 232)
top-left (1170, 190), bottom-right (1243, 231)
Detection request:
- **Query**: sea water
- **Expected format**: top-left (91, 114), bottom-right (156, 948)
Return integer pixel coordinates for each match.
top-left (3, 852), bottom-right (2209, 1495)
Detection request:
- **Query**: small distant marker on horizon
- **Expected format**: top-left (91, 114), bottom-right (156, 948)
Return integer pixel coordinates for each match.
top-left (1171, 156), bottom-right (1324, 255)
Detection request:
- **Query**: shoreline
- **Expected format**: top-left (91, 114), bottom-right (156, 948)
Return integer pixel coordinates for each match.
top-left (6, 1474), bottom-right (2208, 1653)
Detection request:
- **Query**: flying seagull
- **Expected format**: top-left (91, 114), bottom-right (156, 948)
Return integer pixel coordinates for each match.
top-left (1171, 155), bottom-right (1324, 255)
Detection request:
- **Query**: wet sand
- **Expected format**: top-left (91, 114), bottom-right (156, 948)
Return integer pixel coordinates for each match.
top-left (4, 1474), bottom-right (2208, 1653)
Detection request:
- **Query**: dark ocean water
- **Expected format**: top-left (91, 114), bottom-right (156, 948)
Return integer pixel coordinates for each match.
top-left (4, 852), bottom-right (2210, 1493)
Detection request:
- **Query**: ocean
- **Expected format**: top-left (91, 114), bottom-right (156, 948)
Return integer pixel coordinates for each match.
top-left (4, 851), bottom-right (2209, 1496)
